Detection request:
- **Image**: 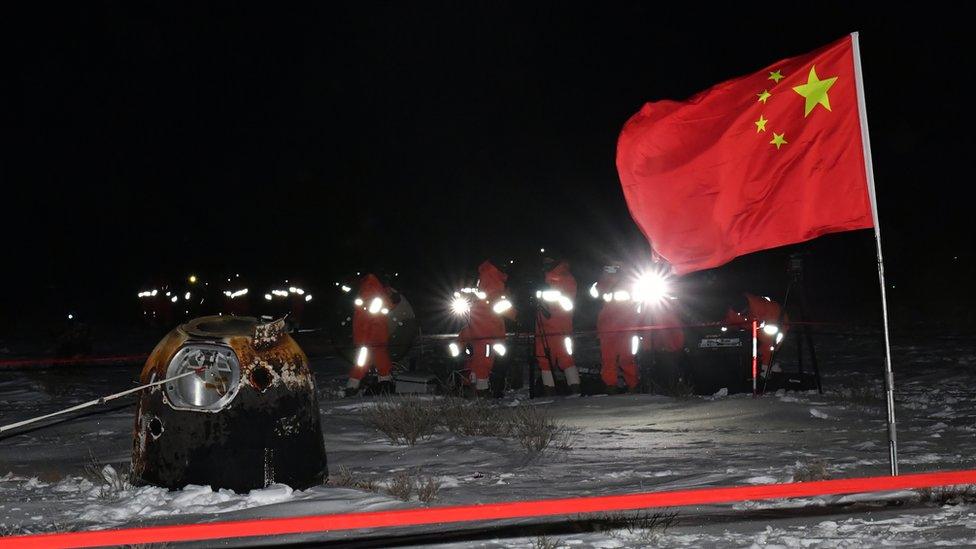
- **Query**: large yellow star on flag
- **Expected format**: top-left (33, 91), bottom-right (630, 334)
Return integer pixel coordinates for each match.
top-left (792, 66), bottom-right (838, 117)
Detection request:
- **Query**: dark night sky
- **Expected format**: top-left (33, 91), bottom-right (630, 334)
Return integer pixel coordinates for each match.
top-left (2, 3), bottom-right (974, 327)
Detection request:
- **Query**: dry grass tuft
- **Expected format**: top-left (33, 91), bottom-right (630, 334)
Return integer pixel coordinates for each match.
top-left (362, 395), bottom-right (441, 445)
top-left (793, 459), bottom-right (832, 482)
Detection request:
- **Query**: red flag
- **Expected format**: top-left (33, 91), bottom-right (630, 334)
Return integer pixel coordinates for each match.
top-left (616, 35), bottom-right (873, 275)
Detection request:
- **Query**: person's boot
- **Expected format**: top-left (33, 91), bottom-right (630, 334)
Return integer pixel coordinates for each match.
top-left (568, 383), bottom-right (581, 395)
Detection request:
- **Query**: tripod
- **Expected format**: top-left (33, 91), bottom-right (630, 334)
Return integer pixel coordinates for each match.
top-left (529, 299), bottom-right (554, 398)
top-left (761, 253), bottom-right (823, 394)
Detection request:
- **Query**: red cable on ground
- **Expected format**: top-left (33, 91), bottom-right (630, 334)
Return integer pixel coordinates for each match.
top-left (4, 469), bottom-right (976, 548)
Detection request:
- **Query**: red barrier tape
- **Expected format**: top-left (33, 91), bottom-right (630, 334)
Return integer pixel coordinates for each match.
top-left (0, 354), bottom-right (148, 370)
top-left (4, 469), bottom-right (976, 548)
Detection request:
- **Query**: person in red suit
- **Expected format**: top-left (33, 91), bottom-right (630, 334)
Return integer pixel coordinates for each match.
top-left (457, 261), bottom-right (515, 397)
top-left (594, 265), bottom-right (643, 394)
top-left (725, 293), bottom-right (789, 375)
top-left (535, 258), bottom-right (580, 395)
top-left (346, 274), bottom-right (393, 396)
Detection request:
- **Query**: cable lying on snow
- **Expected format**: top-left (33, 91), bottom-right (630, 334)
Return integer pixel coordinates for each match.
top-left (0, 370), bottom-right (200, 434)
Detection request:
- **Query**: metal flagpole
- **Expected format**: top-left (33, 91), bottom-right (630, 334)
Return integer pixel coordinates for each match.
top-left (851, 31), bottom-right (898, 476)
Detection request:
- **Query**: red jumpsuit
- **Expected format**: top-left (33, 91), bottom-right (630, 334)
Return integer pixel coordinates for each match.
top-left (536, 261), bottom-right (580, 388)
top-left (458, 261), bottom-right (513, 391)
top-left (643, 306), bottom-right (685, 353)
top-left (347, 274), bottom-right (393, 389)
top-left (598, 294), bottom-right (642, 389)
top-left (725, 293), bottom-right (789, 372)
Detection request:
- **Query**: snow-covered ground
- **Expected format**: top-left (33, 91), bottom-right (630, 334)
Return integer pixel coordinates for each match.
top-left (2, 332), bottom-right (976, 547)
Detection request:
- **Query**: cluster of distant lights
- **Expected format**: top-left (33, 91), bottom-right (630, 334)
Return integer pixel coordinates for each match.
top-left (263, 287), bottom-right (312, 302)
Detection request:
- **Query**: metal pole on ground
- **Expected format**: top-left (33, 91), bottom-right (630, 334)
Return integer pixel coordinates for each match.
top-left (852, 31), bottom-right (898, 476)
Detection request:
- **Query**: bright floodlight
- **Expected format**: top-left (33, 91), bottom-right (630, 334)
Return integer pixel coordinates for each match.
top-left (633, 271), bottom-right (670, 303)
top-left (451, 296), bottom-right (471, 316)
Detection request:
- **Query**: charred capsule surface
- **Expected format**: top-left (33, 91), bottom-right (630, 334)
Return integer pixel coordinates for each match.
top-left (131, 316), bottom-right (327, 493)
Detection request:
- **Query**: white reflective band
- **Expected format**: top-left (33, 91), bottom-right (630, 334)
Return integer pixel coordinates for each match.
top-left (381, 307), bottom-right (389, 315)
top-left (492, 299), bottom-right (512, 314)
top-left (564, 366), bottom-right (581, 386)
top-left (614, 290), bottom-right (631, 302)
top-left (631, 335), bottom-right (640, 356)
top-left (305, 294), bottom-right (313, 302)
top-left (603, 293), bottom-right (613, 302)
top-left (540, 370), bottom-right (555, 387)
top-left (721, 326), bottom-right (728, 332)
top-left (476, 291), bottom-right (487, 300)
top-left (485, 344), bottom-right (491, 358)
top-left (492, 343), bottom-right (507, 356)
top-left (354, 298), bottom-right (364, 306)
top-left (368, 297), bottom-right (383, 314)
top-left (341, 285), bottom-right (351, 293)
top-left (763, 324), bottom-right (779, 335)
top-left (589, 283), bottom-right (599, 299)
top-left (776, 332), bottom-right (784, 344)
top-left (449, 343), bottom-right (460, 357)
top-left (564, 337), bottom-right (573, 356)
top-left (541, 290), bottom-right (561, 302)
top-left (356, 346), bottom-right (368, 367)
top-left (558, 296), bottom-right (574, 312)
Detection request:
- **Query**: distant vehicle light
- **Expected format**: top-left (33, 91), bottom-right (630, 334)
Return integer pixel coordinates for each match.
top-left (264, 294), bottom-right (272, 300)
top-left (341, 285), bottom-right (351, 293)
top-left (449, 343), bottom-right (460, 357)
top-left (305, 295), bottom-right (312, 302)
top-left (763, 324), bottom-right (780, 336)
top-left (354, 298), bottom-right (364, 307)
top-left (492, 343), bottom-right (507, 356)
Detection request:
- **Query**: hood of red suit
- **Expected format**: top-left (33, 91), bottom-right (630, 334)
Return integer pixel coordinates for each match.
top-left (359, 274), bottom-right (387, 298)
top-left (477, 261), bottom-right (508, 297)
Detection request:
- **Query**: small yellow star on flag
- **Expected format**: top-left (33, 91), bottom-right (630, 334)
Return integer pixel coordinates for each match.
top-left (792, 65), bottom-right (838, 117)
top-left (757, 90), bottom-right (771, 104)
top-left (755, 115), bottom-right (768, 133)
top-left (770, 132), bottom-right (787, 149)
top-left (768, 70), bottom-right (784, 83)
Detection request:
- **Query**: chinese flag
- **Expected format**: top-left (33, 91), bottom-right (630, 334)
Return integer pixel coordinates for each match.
top-left (616, 34), bottom-right (874, 275)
